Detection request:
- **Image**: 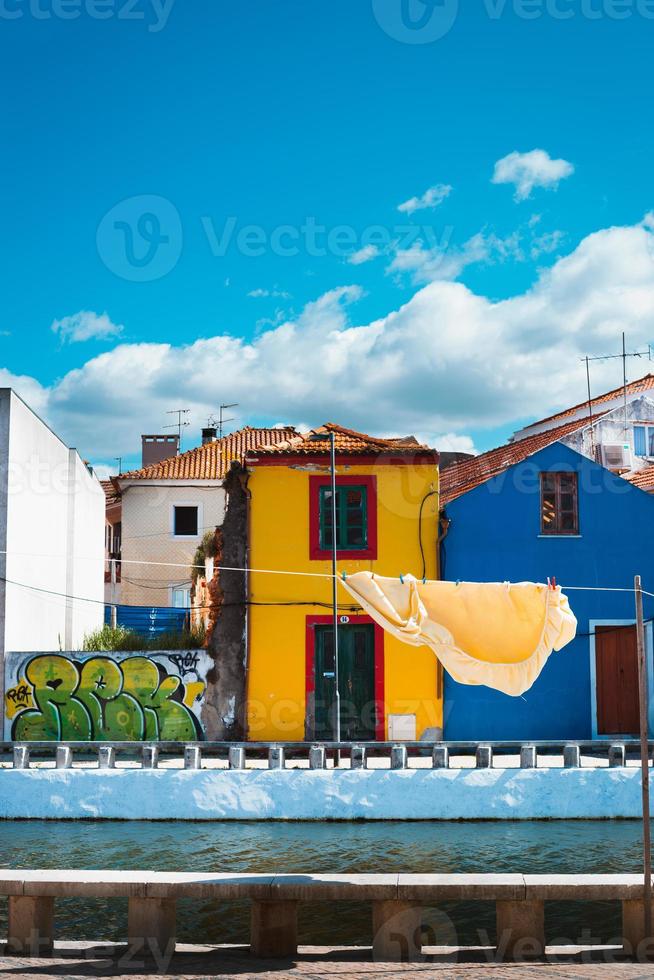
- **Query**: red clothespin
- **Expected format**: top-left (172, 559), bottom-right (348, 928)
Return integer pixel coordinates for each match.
top-left (549, 577), bottom-right (557, 591)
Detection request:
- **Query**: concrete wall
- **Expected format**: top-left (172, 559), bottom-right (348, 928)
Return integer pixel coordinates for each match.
top-left (0, 767), bottom-right (649, 820)
top-left (1, 390), bottom-right (104, 668)
top-left (442, 442), bottom-right (654, 741)
top-left (119, 483), bottom-right (225, 607)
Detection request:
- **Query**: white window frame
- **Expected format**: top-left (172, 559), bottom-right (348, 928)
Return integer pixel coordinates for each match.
top-left (170, 583), bottom-right (192, 608)
top-left (633, 424), bottom-right (654, 459)
top-left (170, 501), bottom-right (203, 540)
top-left (589, 619), bottom-right (654, 739)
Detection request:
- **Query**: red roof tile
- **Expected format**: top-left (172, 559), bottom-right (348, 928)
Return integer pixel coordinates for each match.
top-left (440, 416), bottom-right (600, 505)
top-left (522, 373), bottom-right (654, 433)
top-left (246, 422), bottom-right (437, 458)
top-left (117, 426), bottom-right (296, 484)
top-left (625, 467), bottom-right (654, 492)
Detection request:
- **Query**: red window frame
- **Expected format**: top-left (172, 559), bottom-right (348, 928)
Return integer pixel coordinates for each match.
top-left (309, 474), bottom-right (377, 560)
top-left (305, 614), bottom-right (385, 741)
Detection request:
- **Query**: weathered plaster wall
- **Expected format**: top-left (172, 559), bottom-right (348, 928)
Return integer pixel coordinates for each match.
top-left (119, 483), bottom-right (225, 607)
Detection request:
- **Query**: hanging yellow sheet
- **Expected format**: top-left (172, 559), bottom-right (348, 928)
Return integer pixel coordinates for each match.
top-left (339, 573), bottom-right (577, 697)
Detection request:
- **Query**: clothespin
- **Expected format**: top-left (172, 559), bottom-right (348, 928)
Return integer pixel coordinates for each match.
top-left (549, 577), bottom-right (557, 591)
top-left (341, 571), bottom-right (347, 581)
top-left (400, 574), bottom-right (405, 584)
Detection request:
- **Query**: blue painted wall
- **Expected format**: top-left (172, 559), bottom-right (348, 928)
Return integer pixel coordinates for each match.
top-left (104, 605), bottom-right (189, 638)
top-left (443, 442), bottom-right (654, 740)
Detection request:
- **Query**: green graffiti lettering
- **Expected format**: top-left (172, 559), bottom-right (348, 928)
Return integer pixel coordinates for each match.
top-left (10, 653), bottom-right (203, 742)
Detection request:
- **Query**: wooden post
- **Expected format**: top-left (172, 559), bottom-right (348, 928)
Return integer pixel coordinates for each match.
top-left (635, 574), bottom-right (652, 943)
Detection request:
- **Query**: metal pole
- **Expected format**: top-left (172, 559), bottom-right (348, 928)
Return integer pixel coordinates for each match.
top-left (635, 574), bottom-right (652, 941)
top-left (624, 332), bottom-right (628, 437)
top-left (110, 558), bottom-right (117, 630)
top-left (330, 432), bottom-right (341, 758)
top-left (585, 356), bottom-right (594, 455)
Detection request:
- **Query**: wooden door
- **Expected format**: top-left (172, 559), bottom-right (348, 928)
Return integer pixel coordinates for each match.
top-left (595, 625), bottom-right (640, 735)
top-left (314, 625), bottom-right (376, 741)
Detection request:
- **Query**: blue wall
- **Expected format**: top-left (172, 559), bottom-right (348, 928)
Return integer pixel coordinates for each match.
top-left (104, 605), bottom-right (189, 638)
top-left (443, 442), bottom-right (654, 740)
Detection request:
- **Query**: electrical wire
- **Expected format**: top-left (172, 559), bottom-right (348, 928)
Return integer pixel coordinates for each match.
top-left (418, 489), bottom-right (438, 581)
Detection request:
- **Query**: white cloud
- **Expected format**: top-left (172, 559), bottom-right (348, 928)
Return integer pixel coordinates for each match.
top-left (348, 244), bottom-right (380, 265)
top-left (492, 150), bottom-right (575, 202)
top-left (247, 287), bottom-right (292, 299)
top-left (432, 433), bottom-right (478, 455)
top-left (51, 311), bottom-right (123, 344)
top-left (387, 230), bottom-right (521, 284)
top-left (397, 184), bottom-right (452, 215)
top-left (530, 229), bottom-right (565, 260)
top-left (6, 219), bottom-right (654, 464)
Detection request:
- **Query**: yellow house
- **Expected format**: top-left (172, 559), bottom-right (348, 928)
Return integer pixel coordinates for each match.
top-left (244, 424), bottom-right (441, 743)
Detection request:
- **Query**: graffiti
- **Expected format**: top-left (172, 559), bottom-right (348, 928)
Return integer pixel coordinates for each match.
top-left (167, 651), bottom-right (200, 677)
top-left (4, 651), bottom-right (211, 742)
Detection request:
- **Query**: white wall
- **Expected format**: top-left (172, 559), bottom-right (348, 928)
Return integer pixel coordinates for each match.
top-left (1, 390), bottom-right (104, 662)
top-left (119, 482), bottom-right (226, 607)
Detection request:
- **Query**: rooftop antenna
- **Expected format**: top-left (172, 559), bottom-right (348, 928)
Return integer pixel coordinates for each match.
top-left (114, 456), bottom-right (122, 476)
top-left (218, 403), bottom-right (238, 440)
top-left (581, 335), bottom-right (652, 440)
top-left (164, 409), bottom-right (190, 452)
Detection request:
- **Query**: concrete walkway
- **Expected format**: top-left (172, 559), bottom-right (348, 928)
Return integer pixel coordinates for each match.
top-left (0, 945), bottom-right (653, 978)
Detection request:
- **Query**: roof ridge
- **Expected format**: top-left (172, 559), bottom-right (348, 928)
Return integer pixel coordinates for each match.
top-left (524, 372), bottom-right (654, 431)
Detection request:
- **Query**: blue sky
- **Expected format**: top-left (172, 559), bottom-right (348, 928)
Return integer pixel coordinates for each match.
top-left (2, 0), bottom-right (654, 472)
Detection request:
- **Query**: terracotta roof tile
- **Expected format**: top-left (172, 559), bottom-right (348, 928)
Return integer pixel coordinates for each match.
top-left (117, 426), bottom-right (296, 484)
top-left (440, 416), bottom-right (601, 506)
top-left (246, 422), bottom-right (437, 458)
top-left (625, 467), bottom-right (654, 492)
top-left (523, 373), bottom-right (654, 432)
top-left (101, 479), bottom-right (120, 504)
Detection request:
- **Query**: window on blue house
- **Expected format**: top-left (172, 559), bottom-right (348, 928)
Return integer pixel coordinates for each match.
top-left (634, 425), bottom-right (654, 457)
top-left (540, 472), bottom-right (579, 535)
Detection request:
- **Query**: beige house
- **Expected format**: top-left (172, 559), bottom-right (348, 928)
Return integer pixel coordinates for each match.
top-left (115, 427), bottom-right (294, 609)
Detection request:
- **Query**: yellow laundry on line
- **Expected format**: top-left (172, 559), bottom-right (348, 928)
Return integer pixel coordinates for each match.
top-left (339, 573), bottom-right (577, 697)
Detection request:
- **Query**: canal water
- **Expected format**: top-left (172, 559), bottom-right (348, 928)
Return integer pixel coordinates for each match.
top-left (0, 820), bottom-right (647, 946)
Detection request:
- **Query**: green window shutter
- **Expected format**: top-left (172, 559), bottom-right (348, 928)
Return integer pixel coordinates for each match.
top-left (319, 485), bottom-right (368, 550)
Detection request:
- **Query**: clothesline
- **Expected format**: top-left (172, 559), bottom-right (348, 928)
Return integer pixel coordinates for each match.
top-left (0, 548), bottom-right (650, 594)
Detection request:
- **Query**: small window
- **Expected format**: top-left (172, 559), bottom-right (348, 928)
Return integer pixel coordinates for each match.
top-left (319, 485), bottom-right (368, 551)
top-left (173, 505), bottom-right (198, 537)
top-left (540, 473), bottom-right (579, 535)
top-left (634, 425), bottom-right (654, 458)
top-left (171, 585), bottom-right (191, 608)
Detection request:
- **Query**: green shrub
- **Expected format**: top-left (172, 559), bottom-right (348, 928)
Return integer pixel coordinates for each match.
top-left (82, 625), bottom-right (148, 652)
top-left (81, 623), bottom-right (206, 652)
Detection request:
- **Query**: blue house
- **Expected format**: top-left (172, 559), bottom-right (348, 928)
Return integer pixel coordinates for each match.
top-left (440, 383), bottom-right (654, 742)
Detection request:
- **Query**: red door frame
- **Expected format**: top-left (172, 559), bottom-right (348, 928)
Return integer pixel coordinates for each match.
top-left (305, 614), bottom-right (385, 741)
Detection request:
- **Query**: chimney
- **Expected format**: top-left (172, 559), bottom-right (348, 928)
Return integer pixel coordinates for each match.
top-left (202, 426), bottom-right (217, 445)
top-left (141, 434), bottom-right (179, 468)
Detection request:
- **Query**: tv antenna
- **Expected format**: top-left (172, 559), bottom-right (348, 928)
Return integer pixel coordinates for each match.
top-left (217, 403), bottom-right (238, 440)
top-left (581, 333), bottom-right (652, 439)
top-left (114, 457), bottom-right (122, 476)
top-left (165, 409), bottom-right (190, 451)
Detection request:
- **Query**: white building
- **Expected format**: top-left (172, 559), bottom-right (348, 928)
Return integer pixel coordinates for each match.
top-left (116, 426), bottom-right (295, 609)
top-left (0, 389), bottom-right (105, 700)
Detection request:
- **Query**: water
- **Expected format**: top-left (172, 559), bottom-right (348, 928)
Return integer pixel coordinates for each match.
top-left (0, 820), bottom-right (647, 946)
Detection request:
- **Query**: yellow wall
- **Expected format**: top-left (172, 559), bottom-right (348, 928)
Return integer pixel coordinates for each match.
top-left (246, 459), bottom-right (441, 741)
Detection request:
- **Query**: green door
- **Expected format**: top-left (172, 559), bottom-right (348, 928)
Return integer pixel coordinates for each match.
top-left (314, 624), bottom-right (376, 741)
